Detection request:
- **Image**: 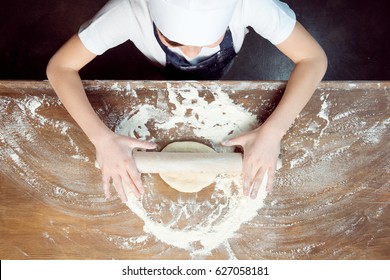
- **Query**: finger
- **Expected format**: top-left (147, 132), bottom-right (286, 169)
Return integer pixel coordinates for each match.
top-left (131, 139), bottom-right (157, 150)
top-left (102, 173), bottom-right (111, 199)
top-left (266, 168), bottom-right (275, 193)
top-left (121, 170), bottom-right (141, 199)
top-left (242, 163), bottom-right (253, 196)
top-left (125, 161), bottom-right (144, 195)
top-left (112, 175), bottom-right (128, 203)
top-left (250, 167), bottom-right (267, 199)
top-left (242, 160), bottom-right (258, 196)
top-left (222, 136), bottom-right (243, 147)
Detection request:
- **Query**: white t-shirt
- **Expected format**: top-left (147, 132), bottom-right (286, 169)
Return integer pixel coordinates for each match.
top-left (78, 0), bottom-right (296, 66)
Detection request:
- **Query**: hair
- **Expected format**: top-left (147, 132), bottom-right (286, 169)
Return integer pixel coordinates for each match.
top-left (159, 30), bottom-right (184, 47)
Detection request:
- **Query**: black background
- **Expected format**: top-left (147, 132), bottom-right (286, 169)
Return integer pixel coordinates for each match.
top-left (1, 0), bottom-right (389, 80)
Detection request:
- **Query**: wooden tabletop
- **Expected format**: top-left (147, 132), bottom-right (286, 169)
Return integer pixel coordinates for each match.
top-left (0, 80), bottom-right (389, 259)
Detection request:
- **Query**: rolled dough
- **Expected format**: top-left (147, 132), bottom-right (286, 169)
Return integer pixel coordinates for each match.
top-left (159, 141), bottom-right (217, 193)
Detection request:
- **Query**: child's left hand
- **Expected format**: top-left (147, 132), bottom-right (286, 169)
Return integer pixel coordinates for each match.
top-left (223, 125), bottom-right (282, 198)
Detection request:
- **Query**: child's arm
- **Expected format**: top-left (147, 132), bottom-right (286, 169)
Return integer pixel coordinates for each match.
top-left (47, 34), bottom-right (156, 202)
top-left (224, 22), bottom-right (328, 198)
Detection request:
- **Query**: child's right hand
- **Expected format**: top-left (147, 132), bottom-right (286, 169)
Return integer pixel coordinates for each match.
top-left (93, 132), bottom-right (157, 202)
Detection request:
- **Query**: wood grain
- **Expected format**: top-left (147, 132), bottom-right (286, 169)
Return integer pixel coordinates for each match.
top-left (0, 80), bottom-right (388, 259)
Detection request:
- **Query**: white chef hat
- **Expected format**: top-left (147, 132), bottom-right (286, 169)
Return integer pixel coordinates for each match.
top-left (149, 0), bottom-right (238, 46)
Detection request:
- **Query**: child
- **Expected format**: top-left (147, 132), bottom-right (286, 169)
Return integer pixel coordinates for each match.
top-left (47, 0), bottom-right (327, 202)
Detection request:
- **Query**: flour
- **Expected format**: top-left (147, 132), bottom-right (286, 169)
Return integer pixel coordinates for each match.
top-left (306, 121), bottom-right (320, 133)
top-left (333, 110), bottom-right (356, 121)
top-left (103, 233), bottom-right (149, 250)
top-left (110, 82), bottom-right (122, 92)
top-left (116, 83), bottom-right (262, 256)
top-left (1, 93), bottom-right (91, 198)
top-left (110, 82), bottom-right (138, 97)
top-left (319, 145), bottom-right (351, 161)
top-left (117, 83), bottom-right (257, 151)
top-left (289, 148), bottom-right (312, 169)
top-left (125, 175), bottom-right (268, 257)
top-left (360, 119), bottom-right (390, 144)
top-left (314, 92), bottom-right (330, 148)
top-left (1, 81), bottom-right (388, 260)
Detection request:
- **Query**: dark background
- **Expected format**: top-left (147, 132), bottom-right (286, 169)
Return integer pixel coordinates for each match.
top-left (1, 0), bottom-right (389, 81)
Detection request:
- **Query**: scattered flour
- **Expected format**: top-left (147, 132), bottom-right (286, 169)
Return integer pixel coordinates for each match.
top-left (333, 110), bottom-right (356, 121)
top-left (111, 82), bottom-right (138, 97)
top-left (116, 83), bottom-right (263, 256)
top-left (1, 81), bottom-right (388, 259)
top-left (360, 119), bottom-right (390, 144)
top-left (314, 92), bottom-right (330, 148)
top-left (125, 175), bottom-right (268, 257)
top-left (117, 83), bottom-right (257, 150)
top-left (110, 82), bottom-right (122, 91)
top-left (290, 149), bottom-right (312, 169)
top-left (306, 121), bottom-right (320, 133)
top-left (319, 145), bottom-right (351, 161)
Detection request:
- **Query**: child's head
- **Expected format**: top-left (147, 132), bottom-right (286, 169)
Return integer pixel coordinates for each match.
top-left (149, 0), bottom-right (238, 46)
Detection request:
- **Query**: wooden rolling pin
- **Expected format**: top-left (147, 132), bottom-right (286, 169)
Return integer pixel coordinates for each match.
top-left (133, 151), bottom-right (243, 174)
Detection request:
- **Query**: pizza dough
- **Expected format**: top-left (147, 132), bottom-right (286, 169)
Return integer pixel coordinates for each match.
top-left (159, 141), bottom-right (283, 194)
top-left (159, 141), bottom-right (217, 193)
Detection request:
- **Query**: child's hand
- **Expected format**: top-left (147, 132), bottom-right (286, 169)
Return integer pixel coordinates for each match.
top-left (94, 133), bottom-right (157, 202)
top-left (223, 126), bottom-right (281, 199)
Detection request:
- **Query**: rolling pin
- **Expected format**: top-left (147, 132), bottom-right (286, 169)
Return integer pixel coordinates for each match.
top-left (133, 151), bottom-right (243, 174)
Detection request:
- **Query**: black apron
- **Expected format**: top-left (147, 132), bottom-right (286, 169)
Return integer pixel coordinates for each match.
top-left (153, 23), bottom-right (237, 80)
